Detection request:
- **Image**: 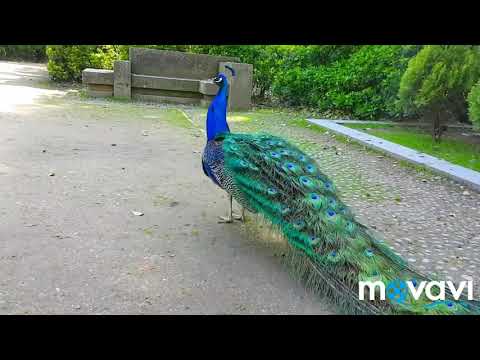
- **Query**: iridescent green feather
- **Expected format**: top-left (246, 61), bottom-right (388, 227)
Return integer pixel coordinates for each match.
top-left (219, 132), bottom-right (480, 315)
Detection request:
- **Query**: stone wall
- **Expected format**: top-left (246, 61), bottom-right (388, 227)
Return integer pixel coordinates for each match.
top-left (82, 48), bottom-right (253, 110)
top-left (129, 48), bottom-right (239, 80)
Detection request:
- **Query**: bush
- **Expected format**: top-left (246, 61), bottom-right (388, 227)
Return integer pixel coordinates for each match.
top-left (45, 45), bottom-right (435, 121)
top-left (185, 45), bottom-right (285, 99)
top-left (468, 81), bottom-right (480, 129)
top-left (0, 45), bottom-right (46, 62)
top-left (193, 45), bottom-right (362, 101)
top-left (398, 45), bottom-right (480, 123)
top-left (271, 45), bottom-right (420, 119)
top-left (46, 45), bottom-right (121, 81)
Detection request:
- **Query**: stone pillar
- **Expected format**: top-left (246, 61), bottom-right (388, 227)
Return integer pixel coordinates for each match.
top-left (113, 60), bottom-right (131, 99)
top-left (218, 62), bottom-right (253, 111)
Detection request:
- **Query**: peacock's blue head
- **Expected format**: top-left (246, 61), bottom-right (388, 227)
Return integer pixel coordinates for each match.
top-left (212, 73), bottom-right (228, 89)
top-left (211, 66), bottom-right (235, 90)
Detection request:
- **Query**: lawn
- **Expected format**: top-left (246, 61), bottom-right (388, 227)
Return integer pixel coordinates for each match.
top-left (344, 124), bottom-right (480, 172)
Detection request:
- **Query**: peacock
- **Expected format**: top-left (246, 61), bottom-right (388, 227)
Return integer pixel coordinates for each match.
top-left (201, 67), bottom-right (480, 315)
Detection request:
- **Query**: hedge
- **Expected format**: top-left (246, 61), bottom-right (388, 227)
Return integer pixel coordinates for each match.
top-left (0, 45), bottom-right (47, 62)
top-left (468, 81), bottom-right (480, 129)
top-left (44, 45), bottom-right (480, 122)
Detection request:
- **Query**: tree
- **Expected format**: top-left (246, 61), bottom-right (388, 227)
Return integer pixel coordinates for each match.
top-left (397, 45), bottom-right (480, 141)
top-left (468, 81), bottom-right (480, 130)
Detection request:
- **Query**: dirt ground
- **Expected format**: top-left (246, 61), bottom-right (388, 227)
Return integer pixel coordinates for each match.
top-left (0, 61), bottom-right (336, 314)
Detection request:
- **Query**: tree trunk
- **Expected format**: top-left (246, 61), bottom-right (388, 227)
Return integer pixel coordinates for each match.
top-left (432, 111), bottom-right (443, 143)
top-left (452, 98), bottom-right (469, 123)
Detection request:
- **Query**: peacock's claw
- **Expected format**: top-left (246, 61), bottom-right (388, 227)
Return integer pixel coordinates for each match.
top-left (218, 216), bottom-right (234, 224)
top-left (218, 213), bottom-right (244, 223)
top-left (232, 213), bottom-right (245, 222)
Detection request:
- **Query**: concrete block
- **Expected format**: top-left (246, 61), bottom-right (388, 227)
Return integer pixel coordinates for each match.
top-left (82, 48), bottom-right (252, 106)
top-left (131, 74), bottom-right (200, 92)
top-left (199, 80), bottom-right (217, 96)
top-left (113, 60), bottom-right (131, 98)
top-left (129, 47), bottom-right (239, 80)
top-left (86, 84), bottom-right (113, 97)
top-left (132, 88), bottom-right (202, 105)
top-left (218, 62), bottom-right (253, 111)
top-left (82, 68), bottom-right (114, 85)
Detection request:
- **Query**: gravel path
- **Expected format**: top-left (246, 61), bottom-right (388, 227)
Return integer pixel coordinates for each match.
top-left (307, 118), bottom-right (480, 192)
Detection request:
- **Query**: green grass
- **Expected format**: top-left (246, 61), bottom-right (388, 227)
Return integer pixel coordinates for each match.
top-left (352, 127), bottom-right (480, 172)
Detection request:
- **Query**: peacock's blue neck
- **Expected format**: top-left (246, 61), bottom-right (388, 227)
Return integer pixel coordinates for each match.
top-left (206, 83), bottom-right (230, 141)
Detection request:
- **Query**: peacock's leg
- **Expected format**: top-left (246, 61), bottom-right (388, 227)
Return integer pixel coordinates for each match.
top-left (232, 207), bottom-right (246, 222)
top-left (218, 194), bottom-right (234, 223)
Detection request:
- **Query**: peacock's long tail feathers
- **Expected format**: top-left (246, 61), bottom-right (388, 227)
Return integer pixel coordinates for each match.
top-left (219, 131), bottom-right (480, 315)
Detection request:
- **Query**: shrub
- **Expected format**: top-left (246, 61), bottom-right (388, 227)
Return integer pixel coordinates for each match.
top-left (46, 45), bottom-right (121, 81)
top-left (0, 45), bottom-right (46, 62)
top-left (271, 45), bottom-right (420, 119)
top-left (44, 44), bottom-right (430, 121)
top-left (398, 45), bottom-right (480, 123)
top-left (186, 45), bottom-right (285, 100)
top-left (468, 81), bottom-right (480, 129)
top-left (193, 45), bottom-right (362, 101)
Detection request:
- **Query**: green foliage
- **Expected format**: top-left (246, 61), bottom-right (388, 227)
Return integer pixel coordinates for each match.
top-left (46, 45), bottom-right (122, 81)
top-left (44, 45), bottom-right (420, 118)
top-left (194, 45), bottom-right (363, 101)
top-left (271, 46), bottom-right (420, 119)
top-left (185, 45), bottom-right (285, 99)
top-left (53, 44), bottom-right (480, 124)
top-left (468, 81), bottom-right (480, 129)
top-left (398, 45), bottom-right (480, 122)
top-left (0, 45), bottom-right (46, 61)
top-left (89, 45), bottom-right (121, 69)
top-left (43, 44), bottom-right (480, 123)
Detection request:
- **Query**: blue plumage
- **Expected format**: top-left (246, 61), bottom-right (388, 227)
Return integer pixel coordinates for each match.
top-left (202, 73), bottom-right (231, 189)
top-left (205, 73), bottom-right (230, 141)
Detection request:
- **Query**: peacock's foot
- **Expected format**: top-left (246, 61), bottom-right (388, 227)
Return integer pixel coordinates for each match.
top-left (218, 213), bottom-right (244, 223)
top-left (232, 213), bottom-right (245, 222)
top-left (218, 216), bottom-right (233, 224)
